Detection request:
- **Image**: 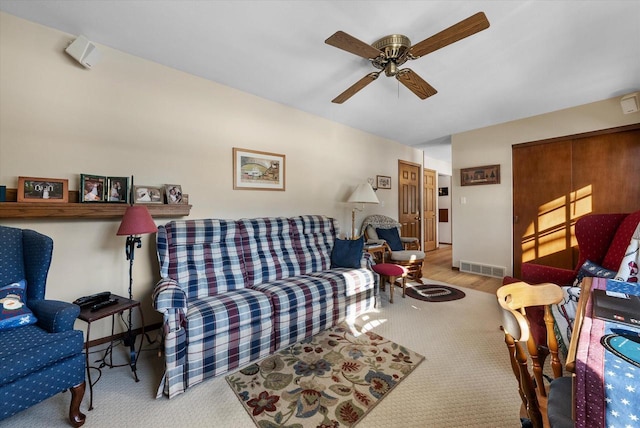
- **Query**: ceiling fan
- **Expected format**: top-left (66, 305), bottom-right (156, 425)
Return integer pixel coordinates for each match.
top-left (325, 12), bottom-right (490, 103)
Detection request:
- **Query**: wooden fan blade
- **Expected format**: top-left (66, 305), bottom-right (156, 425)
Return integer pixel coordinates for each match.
top-left (325, 31), bottom-right (383, 60)
top-left (332, 72), bottom-right (379, 104)
top-left (396, 69), bottom-right (437, 100)
top-left (409, 12), bottom-right (490, 59)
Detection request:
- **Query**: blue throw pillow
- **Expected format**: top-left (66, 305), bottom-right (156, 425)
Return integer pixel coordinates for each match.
top-left (0, 279), bottom-right (38, 330)
top-left (573, 259), bottom-right (617, 286)
top-left (376, 227), bottom-right (403, 251)
top-left (331, 236), bottom-right (364, 268)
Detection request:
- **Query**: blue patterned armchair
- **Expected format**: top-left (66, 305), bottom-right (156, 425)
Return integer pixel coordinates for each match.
top-left (0, 225), bottom-right (86, 426)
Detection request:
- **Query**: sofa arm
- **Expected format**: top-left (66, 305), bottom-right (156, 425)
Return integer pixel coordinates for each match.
top-left (152, 278), bottom-right (187, 331)
top-left (361, 252), bottom-right (374, 269)
top-left (152, 278), bottom-right (188, 376)
top-left (521, 263), bottom-right (576, 286)
top-left (29, 299), bottom-right (80, 333)
top-left (153, 278), bottom-right (187, 312)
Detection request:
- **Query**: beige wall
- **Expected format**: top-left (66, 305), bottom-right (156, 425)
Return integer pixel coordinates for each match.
top-left (0, 13), bottom-right (423, 338)
top-left (452, 97), bottom-right (640, 274)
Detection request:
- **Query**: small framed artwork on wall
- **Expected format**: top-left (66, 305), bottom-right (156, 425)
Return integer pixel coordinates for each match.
top-left (17, 176), bottom-right (69, 203)
top-left (376, 175), bottom-right (391, 190)
top-left (80, 174), bottom-right (106, 202)
top-left (460, 164), bottom-right (500, 186)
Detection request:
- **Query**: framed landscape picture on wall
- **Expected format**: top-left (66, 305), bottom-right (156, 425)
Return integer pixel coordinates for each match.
top-left (233, 148), bottom-right (285, 191)
top-left (460, 164), bottom-right (500, 186)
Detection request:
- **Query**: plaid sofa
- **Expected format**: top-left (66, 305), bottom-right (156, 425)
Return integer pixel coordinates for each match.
top-left (152, 215), bottom-right (377, 398)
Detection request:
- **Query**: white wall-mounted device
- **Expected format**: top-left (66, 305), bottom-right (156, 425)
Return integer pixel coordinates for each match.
top-left (620, 92), bottom-right (639, 114)
top-left (65, 35), bottom-right (101, 68)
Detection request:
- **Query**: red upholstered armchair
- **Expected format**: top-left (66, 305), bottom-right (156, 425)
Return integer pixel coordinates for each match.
top-left (520, 210), bottom-right (640, 286)
top-left (504, 210), bottom-right (640, 344)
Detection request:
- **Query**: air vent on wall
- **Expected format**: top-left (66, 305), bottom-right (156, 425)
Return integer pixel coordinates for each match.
top-left (459, 260), bottom-right (506, 278)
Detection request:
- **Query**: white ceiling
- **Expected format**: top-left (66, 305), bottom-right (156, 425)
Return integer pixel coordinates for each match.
top-left (1, 1), bottom-right (639, 161)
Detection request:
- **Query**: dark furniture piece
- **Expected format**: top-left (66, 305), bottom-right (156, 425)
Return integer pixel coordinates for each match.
top-left (77, 294), bottom-right (144, 410)
top-left (0, 225), bottom-right (86, 427)
top-left (505, 210), bottom-right (640, 344)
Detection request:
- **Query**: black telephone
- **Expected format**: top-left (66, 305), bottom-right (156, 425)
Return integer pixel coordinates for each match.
top-left (73, 291), bottom-right (111, 309)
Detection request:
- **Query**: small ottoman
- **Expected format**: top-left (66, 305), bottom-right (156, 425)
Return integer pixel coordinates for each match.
top-left (371, 263), bottom-right (408, 303)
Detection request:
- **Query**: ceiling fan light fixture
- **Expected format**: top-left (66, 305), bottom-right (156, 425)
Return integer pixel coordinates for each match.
top-left (372, 34), bottom-right (411, 61)
top-left (385, 62), bottom-right (398, 77)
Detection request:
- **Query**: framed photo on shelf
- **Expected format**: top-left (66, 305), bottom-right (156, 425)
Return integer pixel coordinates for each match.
top-left (17, 176), bottom-right (69, 203)
top-left (80, 174), bottom-right (106, 202)
top-left (164, 184), bottom-right (183, 204)
top-left (376, 175), bottom-right (391, 190)
top-left (133, 185), bottom-right (163, 204)
top-left (233, 147), bottom-right (285, 191)
top-left (460, 164), bottom-right (501, 186)
top-left (106, 177), bottom-right (129, 203)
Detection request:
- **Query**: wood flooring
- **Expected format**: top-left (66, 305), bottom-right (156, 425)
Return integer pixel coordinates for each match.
top-left (422, 244), bottom-right (503, 294)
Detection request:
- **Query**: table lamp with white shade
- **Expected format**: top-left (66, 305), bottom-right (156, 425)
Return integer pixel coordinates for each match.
top-left (347, 183), bottom-right (379, 239)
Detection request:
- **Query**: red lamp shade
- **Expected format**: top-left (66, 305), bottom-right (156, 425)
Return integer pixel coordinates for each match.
top-left (116, 205), bottom-right (158, 236)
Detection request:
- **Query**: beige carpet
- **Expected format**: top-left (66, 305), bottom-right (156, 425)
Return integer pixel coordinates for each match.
top-left (1, 279), bottom-right (522, 428)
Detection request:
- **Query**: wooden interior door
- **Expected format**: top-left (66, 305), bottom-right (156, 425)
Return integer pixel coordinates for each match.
top-left (398, 160), bottom-right (422, 245)
top-left (512, 125), bottom-right (640, 278)
top-left (423, 168), bottom-right (437, 251)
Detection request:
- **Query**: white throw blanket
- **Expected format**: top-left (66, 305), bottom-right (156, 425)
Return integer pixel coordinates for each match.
top-left (615, 222), bottom-right (640, 283)
top-left (554, 221), bottom-right (640, 356)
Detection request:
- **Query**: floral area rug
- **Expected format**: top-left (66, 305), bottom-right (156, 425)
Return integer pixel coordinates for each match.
top-left (225, 323), bottom-right (424, 427)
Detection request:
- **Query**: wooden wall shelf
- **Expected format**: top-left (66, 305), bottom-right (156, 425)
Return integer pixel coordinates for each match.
top-left (0, 188), bottom-right (191, 219)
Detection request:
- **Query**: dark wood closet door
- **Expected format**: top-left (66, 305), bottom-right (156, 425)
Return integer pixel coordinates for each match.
top-left (572, 128), bottom-right (640, 213)
top-left (512, 125), bottom-right (640, 278)
top-left (512, 140), bottom-right (573, 278)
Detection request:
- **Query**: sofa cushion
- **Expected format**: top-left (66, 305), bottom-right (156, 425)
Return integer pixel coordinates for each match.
top-left (292, 215), bottom-right (336, 274)
top-left (185, 289), bottom-right (272, 336)
top-left (0, 325), bottom-right (84, 385)
top-left (250, 276), bottom-right (338, 350)
top-left (306, 268), bottom-right (377, 298)
top-left (0, 280), bottom-right (37, 330)
top-left (239, 217), bottom-right (302, 286)
top-left (157, 219), bottom-right (248, 297)
top-left (331, 236), bottom-right (364, 269)
top-left (250, 276), bottom-right (336, 314)
top-left (601, 210), bottom-right (640, 271)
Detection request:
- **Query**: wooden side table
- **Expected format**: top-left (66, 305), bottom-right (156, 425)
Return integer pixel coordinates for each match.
top-left (77, 294), bottom-right (145, 410)
top-left (364, 244), bottom-right (387, 264)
